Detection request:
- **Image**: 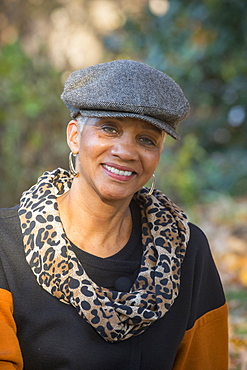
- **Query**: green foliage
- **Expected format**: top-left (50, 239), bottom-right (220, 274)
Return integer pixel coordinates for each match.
top-left (155, 136), bottom-right (247, 206)
top-left (105, 0), bottom-right (247, 205)
top-left (0, 41), bottom-right (69, 207)
top-left (156, 134), bottom-right (205, 205)
top-left (1, 0), bottom-right (246, 207)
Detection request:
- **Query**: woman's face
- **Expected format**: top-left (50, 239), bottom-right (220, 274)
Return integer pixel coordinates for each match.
top-left (67, 117), bottom-right (165, 202)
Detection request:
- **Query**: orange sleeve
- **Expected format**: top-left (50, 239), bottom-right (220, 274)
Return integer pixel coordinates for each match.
top-left (173, 303), bottom-right (229, 370)
top-left (0, 289), bottom-right (23, 370)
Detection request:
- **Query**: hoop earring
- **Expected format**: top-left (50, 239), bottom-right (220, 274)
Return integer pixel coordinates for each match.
top-left (148, 174), bottom-right (156, 196)
top-left (69, 152), bottom-right (79, 177)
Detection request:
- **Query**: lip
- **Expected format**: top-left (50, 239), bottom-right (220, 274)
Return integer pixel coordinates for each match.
top-left (101, 162), bottom-right (137, 181)
top-left (103, 162), bottom-right (137, 173)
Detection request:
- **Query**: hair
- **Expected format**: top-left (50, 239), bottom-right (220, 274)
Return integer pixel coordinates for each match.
top-left (76, 115), bottom-right (88, 133)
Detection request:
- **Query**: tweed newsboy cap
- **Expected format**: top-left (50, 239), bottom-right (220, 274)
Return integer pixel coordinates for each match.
top-left (61, 60), bottom-right (190, 139)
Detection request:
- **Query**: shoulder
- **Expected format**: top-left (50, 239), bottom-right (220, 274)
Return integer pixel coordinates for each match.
top-left (189, 222), bottom-right (208, 247)
top-left (0, 205), bottom-right (19, 220)
top-left (184, 222), bottom-right (217, 270)
top-left (0, 206), bottom-right (20, 231)
top-left (188, 222), bottom-right (209, 244)
top-left (0, 206), bottom-right (21, 242)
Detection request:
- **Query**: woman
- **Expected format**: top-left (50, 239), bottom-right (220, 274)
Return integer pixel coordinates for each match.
top-left (0, 60), bottom-right (228, 369)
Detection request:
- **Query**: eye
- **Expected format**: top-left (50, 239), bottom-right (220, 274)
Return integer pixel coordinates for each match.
top-left (101, 125), bottom-right (119, 135)
top-left (138, 136), bottom-right (156, 146)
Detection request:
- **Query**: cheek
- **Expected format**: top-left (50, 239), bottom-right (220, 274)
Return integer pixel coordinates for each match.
top-left (145, 151), bottom-right (161, 172)
top-left (79, 133), bottom-right (105, 154)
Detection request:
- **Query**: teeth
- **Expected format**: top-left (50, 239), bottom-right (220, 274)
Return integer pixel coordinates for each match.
top-left (104, 165), bottom-right (133, 177)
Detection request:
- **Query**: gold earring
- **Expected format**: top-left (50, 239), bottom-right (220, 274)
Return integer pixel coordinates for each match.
top-left (69, 152), bottom-right (79, 177)
top-left (147, 174), bottom-right (156, 196)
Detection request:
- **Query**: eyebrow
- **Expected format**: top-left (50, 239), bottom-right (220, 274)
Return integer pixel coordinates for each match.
top-left (142, 123), bottom-right (162, 133)
top-left (140, 122), bottom-right (163, 135)
top-left (114, 117), bottom-right (163, 134)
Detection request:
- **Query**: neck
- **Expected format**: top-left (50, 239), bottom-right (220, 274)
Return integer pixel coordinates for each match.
top-left (57, 181), bottom-right (133, 258)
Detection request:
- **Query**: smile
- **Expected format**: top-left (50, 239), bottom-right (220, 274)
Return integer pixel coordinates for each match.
top-left (103, 164), bottom-right (133, 177)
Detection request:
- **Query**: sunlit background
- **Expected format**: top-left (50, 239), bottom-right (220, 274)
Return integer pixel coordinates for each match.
top-left (0, 0), bottom-right (247, 367)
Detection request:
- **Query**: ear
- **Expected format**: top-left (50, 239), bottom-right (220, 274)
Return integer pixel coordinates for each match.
top-left (67, 120), bottom-right (80, 153)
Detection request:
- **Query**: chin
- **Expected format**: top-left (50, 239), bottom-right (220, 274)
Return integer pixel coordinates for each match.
top-left (99, 189), bottom-right (134, 202)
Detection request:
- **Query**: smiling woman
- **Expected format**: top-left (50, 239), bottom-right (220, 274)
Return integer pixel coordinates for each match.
top-left (65, 116), bottom-right (165, 205)
top-left (0, 60), bottom-right (228, 369)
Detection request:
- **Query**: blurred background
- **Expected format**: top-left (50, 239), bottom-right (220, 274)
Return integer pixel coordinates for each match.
top-left (0, 0), bottom-right (246, 367)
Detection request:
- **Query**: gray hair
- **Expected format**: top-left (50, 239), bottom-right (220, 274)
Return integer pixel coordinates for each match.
top-left (76, 115), bottom-right (88, 133)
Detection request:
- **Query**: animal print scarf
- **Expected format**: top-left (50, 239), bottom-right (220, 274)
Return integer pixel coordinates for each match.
top-left (18, 168), bottom-right (189, 342)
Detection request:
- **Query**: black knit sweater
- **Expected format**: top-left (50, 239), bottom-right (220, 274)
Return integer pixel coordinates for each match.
top-left (0, 202), bottom-right (228, 370)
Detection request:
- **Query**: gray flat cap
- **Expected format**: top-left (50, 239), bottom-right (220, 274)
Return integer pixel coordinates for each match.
top-left (61, 60), bottom-right (190, 139)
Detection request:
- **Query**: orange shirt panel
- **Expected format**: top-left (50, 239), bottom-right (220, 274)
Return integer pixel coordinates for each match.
top-left (0, 289), bottom-right (23, 370)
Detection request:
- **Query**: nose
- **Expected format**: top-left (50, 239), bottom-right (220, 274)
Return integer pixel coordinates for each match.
top-left (110, 135), bottom-right (139, 161)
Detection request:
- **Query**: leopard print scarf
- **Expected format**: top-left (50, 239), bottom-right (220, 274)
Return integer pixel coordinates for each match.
top-left (18, 168), bottom-right (189, 342)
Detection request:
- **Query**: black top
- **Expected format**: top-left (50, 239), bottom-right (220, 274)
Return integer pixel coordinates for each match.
top-left (0, 204), bottom-right (226, 370)
top-left (71, 199), bottom-right (142, 292)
